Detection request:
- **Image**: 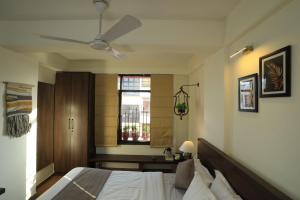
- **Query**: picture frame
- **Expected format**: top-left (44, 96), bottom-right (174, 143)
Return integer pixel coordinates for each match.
top-left (238, 74), bottom-right (258, 112)
top-left (259, 46), bottom-right (291, 97)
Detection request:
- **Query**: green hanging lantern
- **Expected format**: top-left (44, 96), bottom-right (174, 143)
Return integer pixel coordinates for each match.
top-left (174, 83), bottom-right (199, 120)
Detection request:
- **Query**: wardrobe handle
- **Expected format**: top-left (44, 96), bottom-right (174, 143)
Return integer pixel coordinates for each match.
top-left (72, 118), bottom-right (74, 130)
top-left (68, 118), bottom-right (71, 129)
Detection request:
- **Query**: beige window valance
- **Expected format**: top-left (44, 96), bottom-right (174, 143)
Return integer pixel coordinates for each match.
top-left (150, 74), bottom-right (174, 148)
top-left (95, 74), bottom-right (118, 147)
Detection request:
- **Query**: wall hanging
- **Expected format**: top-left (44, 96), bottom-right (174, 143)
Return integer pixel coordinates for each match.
top-left (4, 81), bottom-right (34, 137)
top-left (174, 83), bottom-right (199, 120)
top-left (259, 45), bottom-right (291, 97)
top-left (238, 74), bottom-right (258, 112)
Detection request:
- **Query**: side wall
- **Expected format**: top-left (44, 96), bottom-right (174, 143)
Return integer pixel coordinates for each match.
top-left (188, 1), bottom-right (300, 199)
top-left (188, 50), bottom-right (226, 152)
top-left (0, 47), bottom-right (38, 200)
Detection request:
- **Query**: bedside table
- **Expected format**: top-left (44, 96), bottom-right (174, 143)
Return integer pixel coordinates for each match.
top-left (89, 154), bottom-right (184, 173)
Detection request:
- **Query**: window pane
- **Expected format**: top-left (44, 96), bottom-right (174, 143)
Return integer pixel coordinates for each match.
top-left (121, 76), bottom-right (150, 90)
top-left (120, 91), bottom-right (150, 142)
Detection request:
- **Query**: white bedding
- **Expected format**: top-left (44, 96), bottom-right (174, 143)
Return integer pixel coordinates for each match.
top-left (163, 173), bottom-right (185, 200)
top-left (37, 168), bottom-right (183, 200)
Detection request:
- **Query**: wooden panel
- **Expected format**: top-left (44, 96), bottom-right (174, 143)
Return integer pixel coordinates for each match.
top-left (197, 138), bottom-right (292, 200)
top-left (87, 74), bottom-right (96, 159)
top-left (69, 73), bottom-right (89, 170)
top-left (37, 82), bottom-right (54, 171)
top-left (54, 73), bottom-right (72, 173)
top-left (89, 154), bottom-right (180, 164)
top-left (54, 72), bottom-right (95, 173)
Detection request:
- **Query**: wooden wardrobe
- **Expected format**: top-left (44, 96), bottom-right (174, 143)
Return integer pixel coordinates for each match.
top-left (54, 72), bottom-right (95, 173)
top-left (37, 82), bottom-right (54, 171)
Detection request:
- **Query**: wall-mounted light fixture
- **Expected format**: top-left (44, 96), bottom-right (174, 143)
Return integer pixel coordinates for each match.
top-left (174, 83), bottom-right (199, 120)
top-left (230, 46), bottom-right (253, 59)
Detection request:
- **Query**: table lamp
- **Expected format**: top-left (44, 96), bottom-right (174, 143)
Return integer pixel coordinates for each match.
top-left (179, 141), bottom-right (194, 159)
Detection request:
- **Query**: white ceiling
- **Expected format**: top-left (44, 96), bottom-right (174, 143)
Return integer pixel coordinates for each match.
top-left (0, 0), bottom-right (241, 73)
top-left (0, 0), bottom-right (239, 20)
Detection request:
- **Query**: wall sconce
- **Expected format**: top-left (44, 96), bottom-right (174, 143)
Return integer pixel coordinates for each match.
top-left (230, 46), bottom-right (253, 59)
top-left (174, 83), bottom-right (199, 120)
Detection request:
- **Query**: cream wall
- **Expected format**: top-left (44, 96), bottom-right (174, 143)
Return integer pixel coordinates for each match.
top-left (0, 47), bottom-right (38, 200)
top-left (188, 66), bottom-right (204, 151)
top-left (68, 56), bottom-right (193, 75)
top-left (173, 75), bottom-right (189, 150)
top-left (188, 49), bottom-right (227, 151)
top-left (202, 49), bottom-right (226, 150)
top-left (188, 1), bottom-right (300, 199)
top-left (228, 1), bottom-right (300, 198)
top-left (97, 74), bottom-right (189, 155)
top-left (224, 0), bottom-right (288, 45)
top-left (38, 65), bottom-right (56, 84)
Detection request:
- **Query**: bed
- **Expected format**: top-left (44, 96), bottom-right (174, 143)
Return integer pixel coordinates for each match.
top-left (37, 138), bottom-right (291, 200)
top-left (38, 169), bottom-right (184, 200)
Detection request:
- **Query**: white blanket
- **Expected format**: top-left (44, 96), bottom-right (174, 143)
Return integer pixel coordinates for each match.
top-left (38, 168), bottom-right (166, 200)
top-left (163, 173), bottom-right (185, 200)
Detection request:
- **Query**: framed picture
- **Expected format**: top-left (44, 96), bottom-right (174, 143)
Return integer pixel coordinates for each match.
top-left (259, 46), bottom-right (291, 97)
top-left (238, 74), bottom-right (258, 112)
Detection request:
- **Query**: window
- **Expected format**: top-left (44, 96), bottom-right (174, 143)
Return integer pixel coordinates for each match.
top-left (118, 75), bottom-right (151, 144)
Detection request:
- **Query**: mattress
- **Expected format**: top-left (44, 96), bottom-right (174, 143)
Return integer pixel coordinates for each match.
top-left (37, 168), bottom-right (184, 200)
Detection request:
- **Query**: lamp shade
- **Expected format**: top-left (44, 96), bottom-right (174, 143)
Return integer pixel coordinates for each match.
top-left (179, 141), bottom-right (194, 153)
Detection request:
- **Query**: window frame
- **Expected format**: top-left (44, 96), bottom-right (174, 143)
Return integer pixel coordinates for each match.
top-left (117, 74), bottom-right (151, 145)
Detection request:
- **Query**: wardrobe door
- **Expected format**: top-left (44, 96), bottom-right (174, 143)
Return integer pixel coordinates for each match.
top-left (37, 82), bottom-right (54, 171)
top-left (54, 73), bottom-right (72, 173)
top-left (70, 73), bottom-right (89, 168)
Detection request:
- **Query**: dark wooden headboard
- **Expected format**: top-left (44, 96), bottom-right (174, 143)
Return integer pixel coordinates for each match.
top-left (197, 138), bottom-right (292, 200)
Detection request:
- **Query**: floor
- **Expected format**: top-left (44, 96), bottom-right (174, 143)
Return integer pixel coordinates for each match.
top-left (30, 175), bottom-right (63, 200)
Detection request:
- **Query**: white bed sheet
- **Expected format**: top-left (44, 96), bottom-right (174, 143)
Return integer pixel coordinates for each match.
top-left (163, 173), bottom-right (185, 200)
top-left (97, 170), bottom-right (165, 200)
top-left (37, 168), bottom-right (169, 200)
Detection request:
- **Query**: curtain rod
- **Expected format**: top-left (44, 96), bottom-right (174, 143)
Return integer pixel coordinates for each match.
top-left (2, 81), bottom-right (35, 87)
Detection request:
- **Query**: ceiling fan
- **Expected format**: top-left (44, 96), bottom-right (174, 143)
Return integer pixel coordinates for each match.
top-left (38, 0), bottom-right (142, 60)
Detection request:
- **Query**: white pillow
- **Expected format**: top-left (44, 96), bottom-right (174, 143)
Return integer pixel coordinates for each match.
top-left (194, 159), bottom-right (214, 186)
top-left (183, 171), bottom-right (217, 200)
top-left (210, 170), bottom-right (243, 200)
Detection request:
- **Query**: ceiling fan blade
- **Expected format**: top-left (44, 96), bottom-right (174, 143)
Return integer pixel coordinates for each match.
top-left (39, 34), bottom-right (90, 45)
top-left (106, 47), bottom-right (126, 60)
top-left (110, 44), bottom-right (135, 52)
top-left (101, 15), bottom-right (142, 43)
